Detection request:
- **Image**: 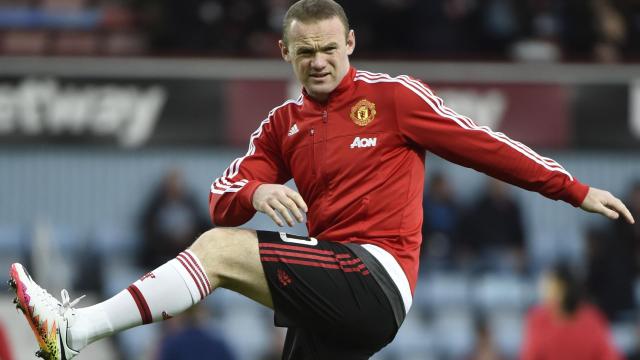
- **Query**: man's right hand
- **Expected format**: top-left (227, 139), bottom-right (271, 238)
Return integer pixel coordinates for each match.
top-left (252, 184), bottom-right (308, 227)
top-left (580, 187), bottom-right (635, 224)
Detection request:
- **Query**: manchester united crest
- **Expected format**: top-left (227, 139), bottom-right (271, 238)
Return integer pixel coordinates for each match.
top-left (350, 99), bottom-right (376, 127)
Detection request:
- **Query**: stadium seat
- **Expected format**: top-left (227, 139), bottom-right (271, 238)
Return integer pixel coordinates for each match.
top-left (205, 287), bottom-right (258, 317)
top-left (379, 308), bottom-right (435, 360)
top-left (487, 310), bottom-right (524, 358)
top-left (414, 271), bottom-right (471, 310)
top-left (0, 224), bottom-right (24, 270)
top-left (101, 262), bottom-right (143, 298)
top-left (53, 31), bottom-right (98, 55)
top-left (611, 321), bottom-right (638, 355)
top-left (116, 322), bottom-right (163, 360)
top-left (432, 307), bottom-right (474, 358)
top-left (472, 273), bottom-right (533, 311)
top-left (27, 223), bottom-right (82, 291)
top-left (41, 0), bottom-right (88, 11)
top-left (92, 224), bottom-right (138, 264)
top-left (218, 302), bottom-right (272, 360)
top-left (104, 31), bottom-right (145, 55)
top-left (1, 30), bottom-right (48, 55)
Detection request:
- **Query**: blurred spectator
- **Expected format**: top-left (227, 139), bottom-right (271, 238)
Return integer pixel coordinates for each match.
top-left (155, 304), bottom-right (236, 360)
top-left (587, 181), bottom-right (640, 321)
top-left (481, 0), bottom-right (529, 55)
top-left (510, 0), bottom-right (563, 62)
top-left (592, 0), bottom-right (628, 63)
top-left (409, 0), bottom-right (480, 58)
top-left (520, 263), bottom-right (622, 360)
top-left (421, 172), bottom-right (461, 270)
top-left (560, 0), bottom-right (598, 59)
top-left (138, 168), bottom-right (209, 269)
top-left (2, 0), bottom-right (640, 59)
top-left (456, 178), bottom-right (526, 273)
top-left (464, 315), bottom-right (507, 360)
top-left (0, 320), bottom-right (13, 360)
top-left (134, 0), bottom-right (271, 55)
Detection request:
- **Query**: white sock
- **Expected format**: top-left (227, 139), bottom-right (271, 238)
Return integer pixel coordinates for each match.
top-left (67, 250), bottom-right (212, 350)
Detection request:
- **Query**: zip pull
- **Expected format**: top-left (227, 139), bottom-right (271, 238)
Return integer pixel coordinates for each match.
top-left (310, 128), bottom-right (315, 136)
top-left (322, 110), bottom-right (328, 123)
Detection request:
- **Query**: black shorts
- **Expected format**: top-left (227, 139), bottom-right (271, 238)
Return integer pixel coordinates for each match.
top-left (257, 231), bottom-right (406, 360)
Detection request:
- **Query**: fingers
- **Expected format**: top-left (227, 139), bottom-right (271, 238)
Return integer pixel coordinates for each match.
top-left (252, 184), bottom-right (307, 227)
top-left (279, 196), bottom-right (305, 223)
top-left (598, 203), bottom-right (620, 220)
top-left (606, 197), bottom-right (635, 224)
top-left (286, 190), bottom-right (308, 214)
top-left (582, 187), bottom-right (636, 225)
top-left (261, 204), bottom-right (285, 227)
top-left (268, 198), bottom-right (296, 227)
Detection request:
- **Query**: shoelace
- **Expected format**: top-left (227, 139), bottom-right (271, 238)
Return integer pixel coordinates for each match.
top-left (36, 286), bottom-right (64, 314)
top-left (60, 289), bottom-right (85, 316)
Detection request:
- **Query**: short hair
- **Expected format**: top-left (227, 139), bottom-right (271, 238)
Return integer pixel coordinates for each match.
top-left (550, 263), bottom-right (583, 316)
top-left (282, 0), bottom-right (350, 46)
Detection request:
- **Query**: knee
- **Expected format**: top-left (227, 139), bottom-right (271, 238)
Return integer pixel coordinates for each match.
top-left (190, 228), bottom-right (236, 252)
top-left (190, 227), bottom-right (237, 260)
top-left (188, 227), bottom-right (255, 283)
top-left (187, 228), bottom-right (234, 284)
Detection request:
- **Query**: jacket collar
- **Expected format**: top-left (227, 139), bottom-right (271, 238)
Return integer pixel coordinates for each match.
top-left (302, 66), bottom-right (356, 108)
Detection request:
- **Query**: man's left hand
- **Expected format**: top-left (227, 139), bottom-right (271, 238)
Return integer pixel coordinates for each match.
top-left (580, 187), bottom-right (635, 224)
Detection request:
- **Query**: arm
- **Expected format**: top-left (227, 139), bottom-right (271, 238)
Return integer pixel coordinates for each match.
top-left (394, 77), bottom-right (634, 224)
top-left (209, 115), bottom-right (307, 227)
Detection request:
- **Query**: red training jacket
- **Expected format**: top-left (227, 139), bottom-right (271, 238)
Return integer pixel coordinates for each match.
top-left (209, 67), bottom-right (589, 293)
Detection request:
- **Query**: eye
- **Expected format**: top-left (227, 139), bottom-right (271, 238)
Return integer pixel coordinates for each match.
top-left (297, 48), bottom-right (313, 56)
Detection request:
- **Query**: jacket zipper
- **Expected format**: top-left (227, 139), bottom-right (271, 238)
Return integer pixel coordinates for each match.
top-left (321, 109), bottom-right (329, 189)
top-left (309, 128), bottom-right (316, 176)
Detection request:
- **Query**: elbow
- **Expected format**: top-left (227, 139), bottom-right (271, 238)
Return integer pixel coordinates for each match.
top-left (212, 212), bottom-right (238, 227)
top-left (210, 201), bottom-right (250, 227)
top-left (209, 192), bottom-right (255, 227)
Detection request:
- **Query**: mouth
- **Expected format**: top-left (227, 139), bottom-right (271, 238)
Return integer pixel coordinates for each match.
top-left (309, 73), bottom-right (330, 80)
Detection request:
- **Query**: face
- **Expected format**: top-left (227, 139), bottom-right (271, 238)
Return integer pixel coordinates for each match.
top-left (279, 17), bottom-right (355, 102)
top-left (539, 273), bottom-right (563, 308)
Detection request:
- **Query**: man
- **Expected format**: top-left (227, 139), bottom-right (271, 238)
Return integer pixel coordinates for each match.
top-left (8, 1), bottom-right (635, 359)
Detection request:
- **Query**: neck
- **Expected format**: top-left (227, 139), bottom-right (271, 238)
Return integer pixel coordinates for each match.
top-left (306, 91), bottom-right (329, 103)
top-left (304, 66), bottom-right (351, 102)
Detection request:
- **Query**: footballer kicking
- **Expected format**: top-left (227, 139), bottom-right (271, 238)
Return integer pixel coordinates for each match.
top-left (9, 0), bottom-right (635, 359)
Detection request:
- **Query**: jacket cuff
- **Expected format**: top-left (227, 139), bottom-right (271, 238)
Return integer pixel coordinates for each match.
top-left (561, 180), bottom-right (590, 207)
top-left (237, 180), bottom-right (264, 212)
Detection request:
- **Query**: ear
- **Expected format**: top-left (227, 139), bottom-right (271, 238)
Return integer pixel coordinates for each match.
top-left (279, 40), bottom-right (291, 62)
top-left (346, 30), bottom-right (355, 56)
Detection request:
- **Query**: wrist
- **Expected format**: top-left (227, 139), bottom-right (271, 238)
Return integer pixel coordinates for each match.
top-left (240, 181), bottom-right (264, 211)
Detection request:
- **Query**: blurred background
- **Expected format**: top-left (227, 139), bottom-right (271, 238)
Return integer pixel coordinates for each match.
top-left (0, 0), bottom-right (639, 359)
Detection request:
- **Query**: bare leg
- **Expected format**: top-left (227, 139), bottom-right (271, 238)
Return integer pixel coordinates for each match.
top-left (189, 227), bottom-right (273, 308)
top-left (8, 226), bottom-right (273, 360)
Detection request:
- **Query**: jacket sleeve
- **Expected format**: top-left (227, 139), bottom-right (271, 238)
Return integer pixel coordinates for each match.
top-left (394, 77), bottom-right (589, 207)
top-left (209, 116), bottom-right (290, 226)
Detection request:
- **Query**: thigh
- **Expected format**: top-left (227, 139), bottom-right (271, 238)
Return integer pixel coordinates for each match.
top-left (257, 231), bottom-right (398, 358)
top-left (189, 227), bottom-right (273, 308)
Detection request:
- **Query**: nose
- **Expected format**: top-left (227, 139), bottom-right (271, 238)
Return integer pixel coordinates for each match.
top-left (310, 53), bottom-right (328, 70)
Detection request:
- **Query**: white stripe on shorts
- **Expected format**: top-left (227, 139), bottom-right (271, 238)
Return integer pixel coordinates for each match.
top-left (361, 244), bottom-right (412, 314)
